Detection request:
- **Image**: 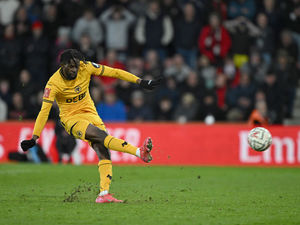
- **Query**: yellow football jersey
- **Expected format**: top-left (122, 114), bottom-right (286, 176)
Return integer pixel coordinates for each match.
top-left (32, 61), bottom-right (139, 137)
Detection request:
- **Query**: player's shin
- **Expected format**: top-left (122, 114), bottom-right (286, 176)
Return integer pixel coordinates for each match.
top-left (98, 160), bottom-right (112, 196)
top-left (103, 135), bottom-right (139, 156)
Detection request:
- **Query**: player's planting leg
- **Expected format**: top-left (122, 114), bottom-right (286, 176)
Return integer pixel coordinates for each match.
top-left (92, 143), bottom-right (112, 194)
top-left (92, 142), bottom-right (123, 203)
top-left (98, 160), bottom-right (112, 195)
top-left (85, 124), bottom-right (153, 163)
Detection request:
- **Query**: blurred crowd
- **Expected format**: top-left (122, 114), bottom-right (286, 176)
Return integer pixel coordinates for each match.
top-left (0, 0), bottom-right (300, 125)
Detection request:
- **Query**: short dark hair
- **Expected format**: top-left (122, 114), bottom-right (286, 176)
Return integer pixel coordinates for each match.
top-left (59, 49), bottom-right (85, 65)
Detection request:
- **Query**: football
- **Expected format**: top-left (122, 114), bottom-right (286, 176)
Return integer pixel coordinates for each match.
top-left (248, 127), bottom-right (272, 152)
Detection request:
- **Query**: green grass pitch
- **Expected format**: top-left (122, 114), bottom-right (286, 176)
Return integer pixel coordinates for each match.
top-left (0, 164), bottom-right (300, 225)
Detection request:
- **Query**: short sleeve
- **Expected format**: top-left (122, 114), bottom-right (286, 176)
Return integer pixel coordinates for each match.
top-left (87, 61), bottom-right (104, 76)
top-left (43, 82), bottom-right (58, 103)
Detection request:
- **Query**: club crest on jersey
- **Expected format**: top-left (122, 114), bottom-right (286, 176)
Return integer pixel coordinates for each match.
top-left (74, 86), bottom-right (81, 93)
top-left (77, 131), bottom-right (82, 137)
top-left (92, 62), bottom-right (100, 68)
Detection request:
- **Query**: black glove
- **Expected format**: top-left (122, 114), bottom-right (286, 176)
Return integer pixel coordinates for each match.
top-left (21, 139), bottom-right (36, 152)
top-left (139, 79), bottom-right (161, 90)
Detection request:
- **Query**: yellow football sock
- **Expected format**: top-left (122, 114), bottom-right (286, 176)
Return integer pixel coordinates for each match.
top-left (104, 135), bottom-right (138, 156)
top-left (98, 160), bottom-right (112, 193)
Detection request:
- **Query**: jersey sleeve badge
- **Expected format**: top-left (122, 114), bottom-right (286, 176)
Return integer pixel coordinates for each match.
top-left (43, 88), bottom-right (51, 98)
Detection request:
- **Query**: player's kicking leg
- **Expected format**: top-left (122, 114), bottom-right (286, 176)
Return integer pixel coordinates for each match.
top-left (85, 124), bottom-right (153, 163)
top-left (85, 124), bottom-right (153, 203)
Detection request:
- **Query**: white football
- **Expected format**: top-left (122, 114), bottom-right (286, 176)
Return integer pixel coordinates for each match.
top-left (247, 127), bottom-right (272, 152)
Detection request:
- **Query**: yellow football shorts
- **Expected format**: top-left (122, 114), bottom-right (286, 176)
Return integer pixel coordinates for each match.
top-left (61, 112), bottom-right (107, 141)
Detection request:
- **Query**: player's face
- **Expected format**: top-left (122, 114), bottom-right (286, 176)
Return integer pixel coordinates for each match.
top-left (62, 59), bottom-right (79, 80)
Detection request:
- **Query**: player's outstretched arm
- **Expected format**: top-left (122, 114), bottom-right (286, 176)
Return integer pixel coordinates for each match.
top-left (95, 64), bottom-right (161, 90)
top-left (21, 101), bottom-right (53, 151)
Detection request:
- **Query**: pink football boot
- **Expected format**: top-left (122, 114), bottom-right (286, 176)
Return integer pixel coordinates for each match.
top-left (95, 194), bottom-right (123, 203)
top-left (140, 137), bottom-right (153, 163)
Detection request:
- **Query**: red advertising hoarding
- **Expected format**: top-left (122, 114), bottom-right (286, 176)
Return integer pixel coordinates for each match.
top-left (0, 122), bottom-right (299, 166)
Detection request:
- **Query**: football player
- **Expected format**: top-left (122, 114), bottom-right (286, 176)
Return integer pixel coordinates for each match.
top-left (21, 49), bottom-right (160, 203)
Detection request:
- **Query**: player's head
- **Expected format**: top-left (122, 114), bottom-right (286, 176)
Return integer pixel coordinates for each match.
top-left (59, 49), bottom-right (85, 80)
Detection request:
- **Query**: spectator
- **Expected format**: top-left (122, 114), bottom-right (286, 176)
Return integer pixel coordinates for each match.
top-left (284, 0), bottom-right (300, 35)
top-left (258, 0), bottom-right (281, 33)
top-left (284, 1), bottom-right (300, 65)
top-left (0, 79), bottom-right (11, 106)
top-left (274, 50), bottom-right (299, 118)
top-left (135, 0), bottom-right (174, 59)
top-left (241, 50), bottom-right (268, 85)
top-left (72, 8), bottom-right (103, 46)
top-left (0, 0), bottom-right (20, 26)
top-left (173, 92), bottom-right (198, 123)
top-left (13, 6), bottom-right (31, 38)
top-left (278, 30), bottom-right (299, 64)
top-left (220, 55), bottom-right (240, 87)
top-left (23, 21), bottom-right (50, 87)
top-left (0, 24), bottom-right (22, 85)
top-left (0, 97), bottom-right (8, 121)
top-left (22, 0), bottom-right (42, 23)
top-left (198, 12), bottom-right (231, 65)
top-left (207, 0), bottom-right (227, 20)
top-left (43, 3), bottom-right (60, 42)
top-left (96, 89), bottom-right (127, 122)
top-left (97, 50), bottom-right (126, 88)
top-left (144, 50), bottom-right (163, 78)
top-left (155, 97), bottom-right (174, 121)
top-left (76, 33), bottom-right (97, 62)
top-left (180, 70), bottom-right (205, 100)
top-left (198, 55), bottom-right (216, 89)
top-left (127, 90), bottom-right (153, 121)
top-left (197, 90), bottom-right (224, 121)
top-left (15, 69), bottom-right (36, 108)
top-left (260, 69), bottom-right (284, 124)
top-left (224, 16), bottom-right (260, 67)
top-left (127, 56), bottom-right (144, 76)
top-left (156, 76), bottom-right (180, 107)
top-left (56, 0), bottom-right (84, 27)
top-left (8, 92), bottom-right (28, 120)
top-left (215, 72), bottom-right (228, 109)
top-left (253, 12), bottom-right (275, 65)
top-left (100, 5), bottom-right (135, 54)
top-left (228, 0), bottom-right (256, 21)
top-left (129, 0), bottom-right (148, 17)
top-left (161, 0), bottom-right (180, 20)
top-left (50, 27), bottom-right (72, 73)
top-left (174, 2), bottom-right (202, 68)
top-left (140, 74), bottom-right (158, 107)
top-left (226, 71), bottom-right (256, 120)
top-left (94, 0), bottom-right (111, 17)
top-left (115, 79), bottom-right (135, 107)
top-left (164, 54), bottom-right (190, 83)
